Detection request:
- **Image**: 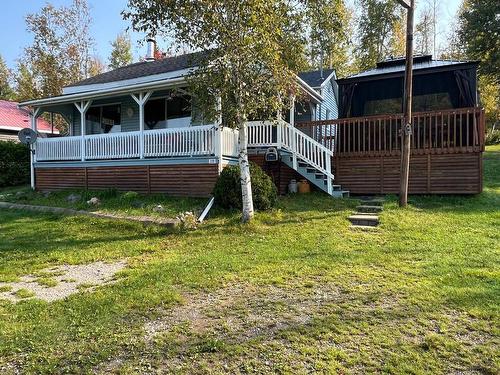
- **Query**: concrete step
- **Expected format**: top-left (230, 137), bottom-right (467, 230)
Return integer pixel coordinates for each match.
top-left (357, 205), bottom-right (383, 213)
top-left (332, 190), bottom-right (350, 198)
top-left (348, 214), bottom-right (379, 226)
top-left (360, 199), bottom-right (384, 206)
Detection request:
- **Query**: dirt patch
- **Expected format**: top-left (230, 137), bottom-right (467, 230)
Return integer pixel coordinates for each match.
top-left (144, 280), bottom-right (345, 344)
top-left (0, 261), bottom-right (127, 303)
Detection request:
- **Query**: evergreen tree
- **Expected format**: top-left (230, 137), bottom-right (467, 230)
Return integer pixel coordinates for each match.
top-left (109, 32), bottom-right (133, 69)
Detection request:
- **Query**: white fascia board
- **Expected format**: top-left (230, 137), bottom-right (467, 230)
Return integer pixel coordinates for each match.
top-left (296, 76), bottom-right (324, 103)
top-left (63, 67), bottom-right (194, 95)
top-left (18, 76), bottom-right (187, 108)
top-left (320, 70), bottom-right (337, 89)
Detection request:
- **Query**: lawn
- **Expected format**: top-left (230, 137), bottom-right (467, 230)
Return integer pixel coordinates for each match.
top-left (0, 146), bottom-right (498, 374)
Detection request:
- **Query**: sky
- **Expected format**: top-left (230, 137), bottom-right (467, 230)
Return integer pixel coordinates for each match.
top-left (0, 0), bottom-right (463, 71)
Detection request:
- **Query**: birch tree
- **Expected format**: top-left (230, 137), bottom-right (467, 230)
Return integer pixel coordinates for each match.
top-left (125, 0), bottom-right (306, 222)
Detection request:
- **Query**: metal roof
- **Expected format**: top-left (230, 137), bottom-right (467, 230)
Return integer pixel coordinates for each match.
top-left (0, 100), bottom-right (57, 134)
top-left (340, 56), bottom-right (478, 82)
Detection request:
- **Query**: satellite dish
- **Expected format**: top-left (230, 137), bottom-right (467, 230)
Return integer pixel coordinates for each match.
top-left (18, 128), bottom-right (38, 145)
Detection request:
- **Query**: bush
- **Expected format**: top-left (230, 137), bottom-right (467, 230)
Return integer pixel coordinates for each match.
top-left (213, 162), bottom-right (277, 210)
top-left (0, 141), bottom-right (30, 187)
top-left (485, 128), bottom-right (500, 145)
top-left (121, 191), bottom-right (140, 200)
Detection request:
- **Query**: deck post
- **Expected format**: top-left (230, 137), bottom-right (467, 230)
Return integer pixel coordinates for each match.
top-left (30, 107), bottom-right (41, 190)
top-left (289, 94), bottom-right (297, 169)
top-left (326, 155), bottom-right (332, 195)
top-left (131, 91), bottom-right (153, 159)
top-left (74, 100), bottom-right (92, 162)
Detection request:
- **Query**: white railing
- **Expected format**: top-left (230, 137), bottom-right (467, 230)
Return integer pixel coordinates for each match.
top-left (35, 125), bottom-right (240, 162)
top-left (36, 136), bottom-right (81, 161)
top-left (221, 127), bottom-right (239, 157)
top-left (86, 131), bottom-right (140, 160)
top-left (144, 125), bottom-right (215, 157)
top-left (247, 121), bottom-right (278, 147)
top-left (247, 120), bottom-right (334, 194)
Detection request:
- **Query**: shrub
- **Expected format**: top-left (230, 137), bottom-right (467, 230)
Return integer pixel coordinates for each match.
top-left (122, 191), bottom-right (140, 200)
top-left (0, 141), bottom-right (30, 187)
top-left (213, 162), bottom-right (277, 210)
top-left (485, 128), bottom-right (500, 145)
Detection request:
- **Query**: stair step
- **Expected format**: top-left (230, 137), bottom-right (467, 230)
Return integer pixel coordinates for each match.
top-left (332, 190), bottom-right (350, 198)
top-left (350, 224), bottom-right (380, 231)
top-left (348, 214), bottom-right (379, 227)
top-left (360, 198), bottom-right (384, 206)
top-left (357, 205), bottom-right (383, 213)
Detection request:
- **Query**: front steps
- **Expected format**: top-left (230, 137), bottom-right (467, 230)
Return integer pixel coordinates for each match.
top-left (281, 153), bottom-right (349, 198)
top-left (349, 197), bottom-right (384, 229)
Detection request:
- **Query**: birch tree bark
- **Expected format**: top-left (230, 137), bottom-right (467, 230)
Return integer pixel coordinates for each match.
top-left (238, 121), bottom-right (254, 222)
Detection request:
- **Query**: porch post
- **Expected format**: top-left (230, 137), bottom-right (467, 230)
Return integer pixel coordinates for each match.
top-left (289, 94), bottom-right (297, 169)
top-left (74, 100), bottom-right (92, 161)
top-left (131, 91), bottom-right (153, 159)
top-left (215, 95), bottom-right (223, 172)
top-left (30, 107), bottom-right (41, 190)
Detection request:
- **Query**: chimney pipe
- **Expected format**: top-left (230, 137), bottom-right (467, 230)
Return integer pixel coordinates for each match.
top-left (146, 38), bottom-right (156, 61)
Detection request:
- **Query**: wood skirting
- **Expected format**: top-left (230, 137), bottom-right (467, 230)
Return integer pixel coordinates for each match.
top-left (35, 164), bottom-right (219, 197)
top-left (334, 152), bottom-right (482, 194)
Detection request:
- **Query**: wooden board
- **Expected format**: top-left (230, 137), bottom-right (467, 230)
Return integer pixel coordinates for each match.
top-left (35, 164), bottom-right (219, 197)
top-left (334, 152), bottom-right (482, 194)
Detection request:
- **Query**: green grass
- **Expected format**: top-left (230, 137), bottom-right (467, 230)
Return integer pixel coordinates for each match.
top-left (0, 187), bottom-right (206, 219)
top-left (12, 289), bottom-right (35, 299)
top-left (0, 146), bottom-right (498, 374)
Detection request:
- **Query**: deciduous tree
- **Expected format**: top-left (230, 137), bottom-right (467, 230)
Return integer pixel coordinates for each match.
top-left (306, 0), bottom-right (353, 77)
top-left (109, 32), bottom-right (133, 69)
top-left (125, 0), bottom-right (306, 222)
top-left (0, 55), bottom-right (15, 100)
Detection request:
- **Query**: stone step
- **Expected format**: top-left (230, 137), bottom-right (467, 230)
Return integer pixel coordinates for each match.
top-left (360, 199), bottom-right (384, 206)
top-left (348, 214), bottom-right (379, 227)
top-left (357, 205), bottom-right (383, 213)
top-left (350, 224), bottom-right (380, 231)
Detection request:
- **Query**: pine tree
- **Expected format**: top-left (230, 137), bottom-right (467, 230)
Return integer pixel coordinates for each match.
top-left (109, 33), bottom-right (133, 69)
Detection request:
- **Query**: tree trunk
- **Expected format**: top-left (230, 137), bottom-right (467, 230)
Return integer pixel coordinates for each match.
top-left (238, 122), bottom-right (254, 222)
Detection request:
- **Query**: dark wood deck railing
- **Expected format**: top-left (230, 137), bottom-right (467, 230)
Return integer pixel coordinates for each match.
top-left (296, 107), bottom-right (485, 157)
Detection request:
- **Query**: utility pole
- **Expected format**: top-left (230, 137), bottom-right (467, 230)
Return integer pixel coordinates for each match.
top-left (396, 0), bottom-right (415, 207)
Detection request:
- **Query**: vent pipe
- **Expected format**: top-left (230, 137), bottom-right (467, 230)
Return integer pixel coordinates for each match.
top-left (146, 38), bottom-right (156, 61)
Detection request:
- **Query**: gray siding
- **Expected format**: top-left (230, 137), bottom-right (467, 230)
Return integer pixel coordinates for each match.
top-left (316, 80), bottom-right (339, 120)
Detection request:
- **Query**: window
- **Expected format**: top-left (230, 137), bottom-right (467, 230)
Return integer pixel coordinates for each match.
top-left (167, 95), bottom-right (191, 119)
top-left (326, 109), bottom-right (331, 120)
top-left (85, 104), bottom-right (121, 134)
top-left (145, 99), bottom-right (166, 129)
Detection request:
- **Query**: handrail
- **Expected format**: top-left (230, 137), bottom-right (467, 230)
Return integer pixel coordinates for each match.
top-left (296, 107), bottom-right (485, 156)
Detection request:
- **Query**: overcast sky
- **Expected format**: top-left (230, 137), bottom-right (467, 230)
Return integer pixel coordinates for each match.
top-left (0, 0), bottom-right (463, 70)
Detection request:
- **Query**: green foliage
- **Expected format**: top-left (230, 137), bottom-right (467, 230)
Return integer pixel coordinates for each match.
top-left (485, 128), bottom-right (500, 145)
top-left (108, 32), bottom-right (133, 70)
top-left (354, 0), bottom-right (405, 70)
top-left (213, 163), bottom-right (277, 210)
top-left (121, 191), bottom-right (140, 200)
top-left (0, 141), bottom-right (30, 188)
top-left (125, 0), bottom-right (306, 127)
top-left (0, 55), bottom-right (15, 100)
top-left (457, 0), bottom-right (500, 85)
top-left (17, 0), bottom-right (94, 100)
top-left (306, 0), bottom-right (353, 77)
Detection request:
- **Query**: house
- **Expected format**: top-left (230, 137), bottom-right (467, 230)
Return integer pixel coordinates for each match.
top-left (0, 100), bottom-right (58, 142)
top-left (18, 42), bottom-right (344, 197)
top-left (296, 55), bottom-right (485, 194)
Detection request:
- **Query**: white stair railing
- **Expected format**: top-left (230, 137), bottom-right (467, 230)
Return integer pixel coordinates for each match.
top-left (280, 120), bottom-right (334, 194)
